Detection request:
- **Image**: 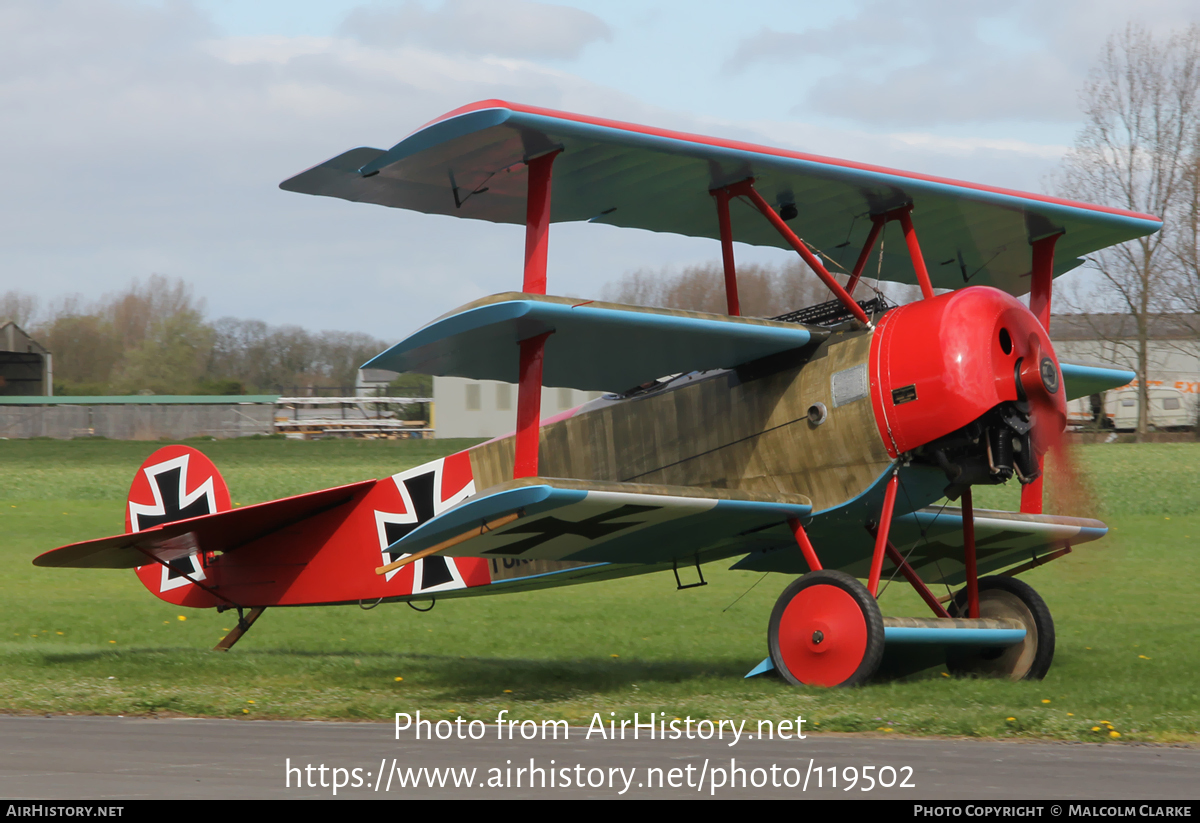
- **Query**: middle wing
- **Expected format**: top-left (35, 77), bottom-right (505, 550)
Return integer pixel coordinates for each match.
top-left (1059, 361), bottom-right (1134, 399)
top-left (364, 292), bottom-right (821, 392)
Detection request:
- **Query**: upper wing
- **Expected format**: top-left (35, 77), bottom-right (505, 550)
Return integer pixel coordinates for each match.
top-left (380, 476), bottom-right (811, 568)
top-left (732, 506), bottom-right (1106, 587)
top-left (364, 292), bottom-right (820, 390)
top-left (281, 99), bottom-right (1161, 297)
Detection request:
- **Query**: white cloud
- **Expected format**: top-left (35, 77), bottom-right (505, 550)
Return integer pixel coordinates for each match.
top-left (0, 1), bottom-right (652, 336)
top-left (339, 0), bottom-right (612, 60)
top-left (724, 0), bottom-right (1200, 127)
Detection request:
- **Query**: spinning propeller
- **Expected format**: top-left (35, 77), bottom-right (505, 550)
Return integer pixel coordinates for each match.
top-left (1016, 325), bottom-right (1094, 519)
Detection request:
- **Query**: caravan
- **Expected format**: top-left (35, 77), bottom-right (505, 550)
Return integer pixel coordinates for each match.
top-left (1068, 386), bottom-right (1193, 431)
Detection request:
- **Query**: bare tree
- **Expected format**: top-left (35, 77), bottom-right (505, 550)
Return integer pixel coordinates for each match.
top-left (602, 258), bottom-right (920, 318)
top-left (1056, 24), bottom-right (1200, 440)
top-left (1166, 133), bottom-right (1200, 430)
top-left (0, 291), bottom-right (38, 328)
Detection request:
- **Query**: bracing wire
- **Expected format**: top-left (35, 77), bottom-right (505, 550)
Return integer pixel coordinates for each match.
top-left (722, 572), bottom-right (770, 613)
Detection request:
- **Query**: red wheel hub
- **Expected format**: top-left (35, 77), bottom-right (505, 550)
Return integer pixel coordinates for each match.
top-left (777, 585), bottom-right (868, 686)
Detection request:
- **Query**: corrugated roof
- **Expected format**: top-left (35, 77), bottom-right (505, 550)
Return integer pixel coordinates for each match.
top-left (1050, 313), bottom-right (1200, 341)
top-left (1, 322), bottom-right (49, 356)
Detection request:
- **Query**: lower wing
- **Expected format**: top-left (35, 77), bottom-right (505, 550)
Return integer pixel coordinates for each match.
top-left (732, 506), bottom-right (1105, 586)
top-left (379, 476), bottom-right (812, 570)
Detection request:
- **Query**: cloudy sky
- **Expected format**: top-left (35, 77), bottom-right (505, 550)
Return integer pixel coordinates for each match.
top-left (3, 0), bottom-right (1199, 339)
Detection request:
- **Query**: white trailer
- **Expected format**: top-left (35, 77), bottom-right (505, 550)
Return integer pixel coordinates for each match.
top-left (1067, 386), bottom-right (1194, 431)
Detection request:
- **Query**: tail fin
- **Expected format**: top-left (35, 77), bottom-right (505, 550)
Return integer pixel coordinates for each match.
top-left (126, 445), bottom-right (231, 597)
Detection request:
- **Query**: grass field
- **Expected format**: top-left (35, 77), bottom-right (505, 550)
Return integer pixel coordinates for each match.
top-left (1, 438), bottom-right (1197, 742)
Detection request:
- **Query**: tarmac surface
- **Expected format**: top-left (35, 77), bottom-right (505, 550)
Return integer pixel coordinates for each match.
top-left (1, 715), bottom-right (1197, 800)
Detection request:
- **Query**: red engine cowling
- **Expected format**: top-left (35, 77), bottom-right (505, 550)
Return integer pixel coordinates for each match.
top-left (868, 287), bottom-right (1066, 467)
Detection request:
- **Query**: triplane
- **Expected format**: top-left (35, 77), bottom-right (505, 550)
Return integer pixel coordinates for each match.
top-left (37, 101), bottom-right (1152, 686)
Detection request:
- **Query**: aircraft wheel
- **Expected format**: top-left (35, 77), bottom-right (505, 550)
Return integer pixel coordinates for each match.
top-left (768, 570), bottom-right (884, 687)
top-left (947, 576), bottom-right (1055, 681)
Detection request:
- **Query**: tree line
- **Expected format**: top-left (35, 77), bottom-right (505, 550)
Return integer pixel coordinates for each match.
top-left (603, 260), bottom-right (922, 317)
top-left (0, 276), bottom-right (394, 396)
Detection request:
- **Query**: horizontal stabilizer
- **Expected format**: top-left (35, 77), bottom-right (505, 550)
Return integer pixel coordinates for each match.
top-left (33, 481), bottom-right (376, 569)
top-left (384, 477), bottom-right (811, 566)
top-left (732, 507), bottom-right (1105, 586)
top-left (364, 293), bottom-right (816, 392)
top-left (1059, 361), bottom-right (1134, 399)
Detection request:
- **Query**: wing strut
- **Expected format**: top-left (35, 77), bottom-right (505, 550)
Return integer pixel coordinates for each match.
top-left (896, 207), bottom-right (935, 300)
top-left (1022, 232), bottom-right (1063, 514)
top-left (866, 472), bottom-right (900, 596)
top-left (1028, 233), bottom-right (1060, 331)
top-left (787, 517), bottom-right (822, 572)
top-left (515, 331), bottom-right (551, 477)
top-left (881, 540), bottom-right (951, 618)
top-left (962, 487), bottom-right (980, 618)
top-left (721, 178), bottom-right (872, 327)
top-left (514, 149), bottom-right (560, 478)
top-left (845, 215), bottom-right (886, 297)
top-left (713, 188), bottom-right (741, 316)
top-left (844, 205), bottom-right (937, 299)
top-left (522, 149), bottom-right (559, 294)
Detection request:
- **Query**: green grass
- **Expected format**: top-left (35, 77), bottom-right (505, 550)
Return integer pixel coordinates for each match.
top-left (1, 439), bottom-right (1197, 742)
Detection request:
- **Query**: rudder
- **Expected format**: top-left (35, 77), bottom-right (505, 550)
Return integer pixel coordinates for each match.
top-left (126, 445), bottom-right (231, 601)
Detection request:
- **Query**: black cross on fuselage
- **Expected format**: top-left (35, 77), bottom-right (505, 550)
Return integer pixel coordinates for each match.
top-left (381, 471), bottom-right (454, 589)
top-left (484, 504), bottom-right (660, 556)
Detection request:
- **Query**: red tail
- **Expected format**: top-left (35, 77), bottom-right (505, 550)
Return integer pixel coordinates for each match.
top-left (126, 446), bottom-right (232, 600)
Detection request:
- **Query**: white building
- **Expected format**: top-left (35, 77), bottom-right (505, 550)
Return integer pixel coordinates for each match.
top-left (433, 376), bottom-right (604, 438)
top-left (356, 367), bottom-right (398, 397)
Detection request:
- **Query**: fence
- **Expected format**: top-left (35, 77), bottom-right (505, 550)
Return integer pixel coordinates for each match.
top-left (0, 400), bottom-right (276, 440)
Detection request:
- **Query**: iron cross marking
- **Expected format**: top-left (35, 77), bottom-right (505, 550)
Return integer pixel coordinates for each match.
top-left (381, 470), bottom-right (454, 589)
top-left (485, 504), bottom-right (661, 556)
top-left (134, 466), bottom-right (215, 584)
top-left (135, 467), bottom-right (214, 531)
top-left (164, 555), bottom-right (199, 583)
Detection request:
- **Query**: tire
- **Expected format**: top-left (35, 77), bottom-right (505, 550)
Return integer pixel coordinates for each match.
top-left (947, 576), bottom-right (1055, 681)
top-left (768, 570), bottom-right (884, 687)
